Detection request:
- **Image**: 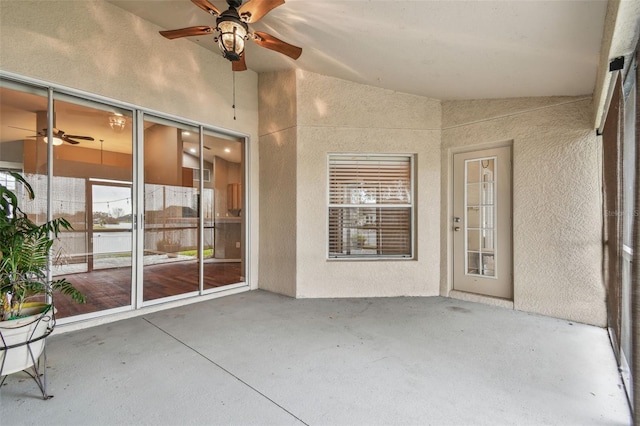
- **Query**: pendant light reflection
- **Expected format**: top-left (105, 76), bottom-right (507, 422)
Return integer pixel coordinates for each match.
top-left (109, 114), bottom-right (127, 132)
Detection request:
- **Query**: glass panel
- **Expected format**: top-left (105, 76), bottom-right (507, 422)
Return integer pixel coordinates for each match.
top-left (92, 183), bottom-right (132, 271)
top-left (0, 83), bottom-right (50, 311)
top-left (328, 206), bottom-right (411, 257)
top-left (467, 206), bottom-right (480, 228)
top-left (482, 254), bottom-right (495, 277)
top-left (467, 183), bottom-right (480, 206)
top-left (466, 160), bottom-right (480, 183)
top-left (327, 155), bottom-right (413, 259)
top-left (143, 117), bottom-right (200, 301)
top-left (465, 157), bottom-right (498, 278)
top-left (619, 65), bottom-right (635, 390)
top-left (467, 252), bottom-right (480, 275)
top-left (467, 229), bottom-right (480, 251)
top-left (481, 183), bottom-right (494, 205)
top-left (1, 82), bottom-right (135, 318)
top-left (481, 229), bottom-right (495, 251)
top-left (203, 130), bottom-right (245, 289)
top-left (481, 159), bottom-right (495, 182)
top-left (0, 83), bottom-right (49, 225)
top-left (51, 96), bottom-right (134, 317)
top-left (482, 206), bottom-right (494, 228)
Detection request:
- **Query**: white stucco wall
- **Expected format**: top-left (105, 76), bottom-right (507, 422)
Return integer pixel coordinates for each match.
top-left (295, 71), bottom-right (442, 298)
top-left (441, 97), bottom-right (606, 326)
top-left (0, 0), bottom-right (260, 289)
top-left (258, 71), bottom-right (298, 296)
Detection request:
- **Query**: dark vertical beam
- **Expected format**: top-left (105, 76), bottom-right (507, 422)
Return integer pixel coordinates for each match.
top-left (603, 75), bottom-right (623, 356)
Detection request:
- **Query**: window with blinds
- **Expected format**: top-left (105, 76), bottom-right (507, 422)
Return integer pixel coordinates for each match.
top-left (328, 154), bottom-right (414, 259)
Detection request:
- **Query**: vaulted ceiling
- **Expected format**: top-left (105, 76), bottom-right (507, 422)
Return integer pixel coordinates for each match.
top-left (109, 0), bottom-right (609, 100)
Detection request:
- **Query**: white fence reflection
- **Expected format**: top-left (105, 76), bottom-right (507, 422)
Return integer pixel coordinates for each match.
top-left (53, 227), bottom-right (215, 275)
top-left (93, 232), bottom-right (132, 254)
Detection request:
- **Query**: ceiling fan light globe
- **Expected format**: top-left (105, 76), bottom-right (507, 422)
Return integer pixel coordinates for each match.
top-left (217, 19), bottom-right (247, 61)
top-left (43, 136), bottom-right (63, 146)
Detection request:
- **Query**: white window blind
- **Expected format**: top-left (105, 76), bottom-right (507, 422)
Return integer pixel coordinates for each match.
top-left (328, 155), bottom-right (413, 259)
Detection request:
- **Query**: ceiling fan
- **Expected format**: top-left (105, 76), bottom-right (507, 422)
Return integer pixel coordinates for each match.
top-left (159, 0), bottom-right (302, 71)
top-left (25, 128), bottom-right (95, 146)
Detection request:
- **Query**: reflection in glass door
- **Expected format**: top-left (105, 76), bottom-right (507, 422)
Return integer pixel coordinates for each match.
top-left (49, 94), bottom-right (134, 318)
top-left (0, 87), bottom-right (137, 318)
top-left (142, 116), bottom-right (200, 302)
top-left (203, 129), bottom-right (245, 290)
top-left (91, 182), bottom-right (133, 271)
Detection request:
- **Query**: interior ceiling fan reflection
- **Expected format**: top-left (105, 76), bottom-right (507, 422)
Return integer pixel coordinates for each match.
top-left (11, 126), bottom-right (95, 145)
top-left (159, 0), bottom-right (302, 72)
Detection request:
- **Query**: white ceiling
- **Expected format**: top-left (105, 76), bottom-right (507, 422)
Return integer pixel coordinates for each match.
top-left (109, 0), bottom-right (609, 100)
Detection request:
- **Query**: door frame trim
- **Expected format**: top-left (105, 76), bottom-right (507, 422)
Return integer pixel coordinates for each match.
top-left (442, 140), bottom-right (514, 300)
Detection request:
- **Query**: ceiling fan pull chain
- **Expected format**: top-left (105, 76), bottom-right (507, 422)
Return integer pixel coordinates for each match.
top-left (233, 70), bottom-right (237, 120)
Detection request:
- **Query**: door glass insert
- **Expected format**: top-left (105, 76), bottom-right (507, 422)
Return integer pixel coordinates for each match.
top-left (465, 158), bottom-right (496, 277)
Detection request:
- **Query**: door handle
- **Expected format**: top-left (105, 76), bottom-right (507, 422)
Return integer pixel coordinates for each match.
top-left (454, 226), bottom-right (461, 232)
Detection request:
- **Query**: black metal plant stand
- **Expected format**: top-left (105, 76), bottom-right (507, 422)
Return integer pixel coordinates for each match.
top-left (0, 306), bottom-right (56, 400)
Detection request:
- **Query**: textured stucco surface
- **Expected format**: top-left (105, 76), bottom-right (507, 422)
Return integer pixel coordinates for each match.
top-left (0, 0), bottom-right (260, 289)
top-left (258, 71), bottom-right (298, 296)
top-left (258, 129), bottom-right (297, 297)
top-left (442, 96), bottom-right (587, 130)
top-left (295, 71), bottom-right (442, 298)
top-left (258, 70), bottom-right (297, 137)
top-left (442, 97), bottom-right (606, 326)
top-left (296, 70), bottom-right (440, 130)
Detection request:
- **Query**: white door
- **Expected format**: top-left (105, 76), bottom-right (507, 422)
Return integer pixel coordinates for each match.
top-left (453, 146), bottom-right (512, 299)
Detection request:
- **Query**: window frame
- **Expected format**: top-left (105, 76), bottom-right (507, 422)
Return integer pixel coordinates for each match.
top-left (326, 153), bottom-right (415, 260)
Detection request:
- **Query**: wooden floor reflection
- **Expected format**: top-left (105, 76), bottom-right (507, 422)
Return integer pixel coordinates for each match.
top-left (53, 260), bottom-right (242, 318)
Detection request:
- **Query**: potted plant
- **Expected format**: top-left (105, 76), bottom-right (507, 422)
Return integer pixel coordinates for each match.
top-left (0, 172), bottom-right (85, 394)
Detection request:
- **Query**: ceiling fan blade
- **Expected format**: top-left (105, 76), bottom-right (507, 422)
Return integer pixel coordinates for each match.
top-left (252, 31), bottom-right (302, 60)
top-left (160, 26), bottom-right (215, 40)
top-left (239, 0), bottom-right (284, 23)
top-left (65, 134), bottom-right (95, 141)
top-left (8, 125), bottom-right (36, 132)
top-left (61, 136), bottom-right (80, 145)
top-left (232, 54), bottom-right (247, 72)
top-left (191, 0), bottom-right (221, 17)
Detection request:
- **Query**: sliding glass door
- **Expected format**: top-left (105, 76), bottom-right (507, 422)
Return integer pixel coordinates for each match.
top-left (141, 117), bottom-right (246, 303)
top-left (0, 75), bottom-right (247, 322)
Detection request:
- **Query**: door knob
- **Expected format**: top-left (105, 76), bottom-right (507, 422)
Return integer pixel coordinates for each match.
top-left (454, 226), bottom-right (461, 232)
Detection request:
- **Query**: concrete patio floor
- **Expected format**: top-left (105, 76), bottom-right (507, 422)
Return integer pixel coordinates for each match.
top-left (0, 290), bottom-right (632, 425)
